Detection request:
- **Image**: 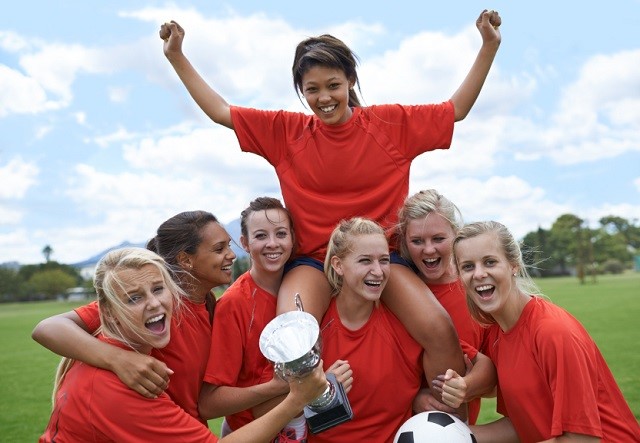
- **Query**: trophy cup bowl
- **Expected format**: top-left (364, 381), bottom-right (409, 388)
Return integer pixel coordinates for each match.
top-left (259, 297), bottom-right (353, 434)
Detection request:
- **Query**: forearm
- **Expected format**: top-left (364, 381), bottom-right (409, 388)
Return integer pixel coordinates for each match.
top-left (32, 313), bottom-right (119, 370)
top-left (165, 51), bottom-right (233, 128)
top-left (470, 417), bottom-right (519, 443)
top-left (462, 353), bottom-right (497, 401)
top-left (198, 381), bottom-right (288, 420)
top-left (221, 394), bottom-right (305, 443)
top-left (450, 41), bottom-right (500, 121)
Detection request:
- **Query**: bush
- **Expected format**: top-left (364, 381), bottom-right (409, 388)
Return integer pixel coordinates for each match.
top-left (601, 259), bottom-right (624, 275)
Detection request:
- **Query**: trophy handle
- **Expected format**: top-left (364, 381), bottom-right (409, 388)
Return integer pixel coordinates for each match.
top-left (294, 292), bottom-right (304, 312)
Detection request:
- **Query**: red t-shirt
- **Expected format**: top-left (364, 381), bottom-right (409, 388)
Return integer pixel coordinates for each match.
top-left (75, 297), bottom-right (212, 421)
top-left (203, 272), bottom-right (278, 430)
top-left (429, 279), bottom-right (484, 424)
top-left (308, 299), bottom-right (423, 443)
top-left (481, 297), bottom-right (640, 443)
top-left (231, 103), bottom-right (454, 261)
top-left (39, 336), bottom-right (217, 443)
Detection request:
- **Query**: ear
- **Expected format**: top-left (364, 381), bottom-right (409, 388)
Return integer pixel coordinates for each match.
top-left (102, 305), bottom-right (120, 326)
top-left (511, 264), bottom-right (519, 276)
top-left (331, 256), bottom-right (344, 276)
top-left (240, 235), bottom-right (250, 252)
top-left (177, 251), bottom-right (193, 271)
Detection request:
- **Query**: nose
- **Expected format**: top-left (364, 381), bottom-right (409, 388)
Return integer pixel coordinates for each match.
top-left (370, 261), bottom-right (383, 277)
top-left (266, 234), bottom-right (277, 248)
top-left (472, 265), bottom-right (487, 280)
top-left (147, 292), bottom-right (162, 309)
top-left (423, 241), bottom-right (436, 254)
top-left (227, 248), bottom-right (237, 260)
top-left (318, 89), bottom-right (331, 103)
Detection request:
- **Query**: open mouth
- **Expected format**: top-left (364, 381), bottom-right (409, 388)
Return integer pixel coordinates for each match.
top-left (422, 257), bottom-right (441, 269)
top-left (475, 285), bottom-right (495, 299)
top-left (319, 104), bottom-right (337, 113)
top-left (145, 314), bottom-right (167, 333)
top-left (364, 280), bottom-right (383, 288)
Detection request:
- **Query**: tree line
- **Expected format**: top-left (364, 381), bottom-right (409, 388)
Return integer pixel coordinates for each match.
top-left (521, 214), bottom-right (640, 281)
top-left (1, 214), bottom-right (638, 302)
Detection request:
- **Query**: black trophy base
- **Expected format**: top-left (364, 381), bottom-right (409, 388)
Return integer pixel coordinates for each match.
top-left (304, 373), bottom-right (353, 434)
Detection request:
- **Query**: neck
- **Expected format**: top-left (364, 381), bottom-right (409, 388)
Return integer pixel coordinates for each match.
top-left (249, 268), bottom-right (283, 296)
top-left (335, 291), bottom-right (375, 330)
top-left (495, 290), bottom-right (532, 332)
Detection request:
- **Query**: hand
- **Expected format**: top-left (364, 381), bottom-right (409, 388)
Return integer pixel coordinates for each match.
top-left (433, 369), bottom-right (468, 409)
top-left (476, 9), bottom-right (502, 45)
top-left (288, 364), bottom-right (328, 409)
top-left (412, 387), bottom-right (457, 414)
top-left (159, 20), bottom-right (185, 57)
top-left (268, 369), bottom-right (291, 396)
top-left (111, 350), bottom-right (173, 398)
top-left (326, 359), bottom-right (353, 394)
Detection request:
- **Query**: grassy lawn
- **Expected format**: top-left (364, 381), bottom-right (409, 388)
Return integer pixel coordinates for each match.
top-left (1, 273), bottom-right (638, 440)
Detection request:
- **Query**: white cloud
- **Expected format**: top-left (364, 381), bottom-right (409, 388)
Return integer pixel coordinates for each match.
top-left (510, 49), bottom-right (640, 165)
top-left (0, 65), bottom-right (49, 117)
top-left (0, 157), bottom-right (39, 198)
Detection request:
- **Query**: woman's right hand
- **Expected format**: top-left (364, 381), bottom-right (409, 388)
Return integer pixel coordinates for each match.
top-left (288, 364), bottom-right (328, 409)
top-left (159, 20), bottom-right (185, 58)
top-left (110, 349), bottom-right (173, 398)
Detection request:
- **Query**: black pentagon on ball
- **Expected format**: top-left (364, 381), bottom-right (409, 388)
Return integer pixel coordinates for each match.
top-left (397, 431), bottom-right (414, 443)
top-left (427, 411), bottom-right (456, 427)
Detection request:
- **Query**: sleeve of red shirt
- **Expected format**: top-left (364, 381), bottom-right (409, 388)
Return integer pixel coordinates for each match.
top-left (203, 292), bottom-right (246, 386)
top-left (74, 300), bottom-right (101, 332)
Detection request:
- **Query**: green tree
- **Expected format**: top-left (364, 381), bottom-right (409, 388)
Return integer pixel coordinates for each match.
top-left (42, 245), bottom-right (53, 262)
top-left (548, 214), bottom-right (583, 275)
top-left (0, 267), bottom-right (24, 302)
top-left (27, 269), bottom-right (77, 300)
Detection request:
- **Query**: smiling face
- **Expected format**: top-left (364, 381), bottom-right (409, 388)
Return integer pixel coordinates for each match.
top-left (405, 213), bottom-right (457, 285)
top-left (301, 65), bottom-right (353, 125)
top-left (110, 264), bottom-right (173, 353)
top-left (184, 222), bottom-right (236, 290)
top-left (454, 232), bottom-right (519, 323)
top-left (332, 233), bottom-right (390, 303)
top-left (241, 208), bottom-right (294, 276)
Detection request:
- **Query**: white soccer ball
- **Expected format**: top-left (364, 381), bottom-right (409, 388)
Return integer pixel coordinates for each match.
top-left (393, 411), bottom-right (477, 443)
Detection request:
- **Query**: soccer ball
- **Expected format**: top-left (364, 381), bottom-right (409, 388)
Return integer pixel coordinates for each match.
top-left (393, 411), bottom-right (477, 443)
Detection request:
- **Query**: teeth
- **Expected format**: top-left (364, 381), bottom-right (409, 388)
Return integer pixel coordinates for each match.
top-left (265, 253), bottom-right (281, 259)
top-left (146, 314), bottom-right (164, 324)
top-left (222, 266), bottom-right (231, 271)
top-left (365, 280), bottom-right (382, 286)
top-left (476, 285), bottom-right (493, 292)
top-left (424, 258), bottom-right (438, 263)
top-left (320, 105), bottom-right (337, 113)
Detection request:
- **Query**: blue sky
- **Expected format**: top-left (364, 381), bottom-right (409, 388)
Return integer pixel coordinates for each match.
top-left (1, 1), bottom-right (639, 265)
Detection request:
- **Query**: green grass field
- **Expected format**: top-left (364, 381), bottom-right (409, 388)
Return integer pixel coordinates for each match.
top-left (1, 273), bottom-right (638, 441)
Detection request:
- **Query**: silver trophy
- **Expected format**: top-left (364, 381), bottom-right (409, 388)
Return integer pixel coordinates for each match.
top-left (259, 294), bottom-right (353, 434)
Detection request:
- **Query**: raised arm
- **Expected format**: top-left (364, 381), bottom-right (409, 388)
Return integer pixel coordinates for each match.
top-left (160, 20), bottom-right (234, 129)
top-left (450, 10), bottom-right (501, 121)
top-left (32, 309), bottom-right (171, 398)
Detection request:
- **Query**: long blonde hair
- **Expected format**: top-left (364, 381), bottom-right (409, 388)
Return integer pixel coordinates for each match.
top-left (453, 221), bottom-right (541, 327)
top-left (51, 247), bottom-right (184, 406)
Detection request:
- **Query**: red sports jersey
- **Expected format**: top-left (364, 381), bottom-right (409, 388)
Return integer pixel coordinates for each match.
top-left (75, 296), bottom-right (212, 421)
top-left (231, 102), bottom-right (454, 261)
top-left (308, 299), bottom-right (423, 443)
top-left (481, 297), bottom-right (640, 442)
top-left (40, 336), bottom-right (217, 443)
top-left (203, 272), bottom-right (278, 430)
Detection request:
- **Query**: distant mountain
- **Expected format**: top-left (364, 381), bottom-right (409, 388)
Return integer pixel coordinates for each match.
top-left (72, 218), bottom-right (246, 269)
